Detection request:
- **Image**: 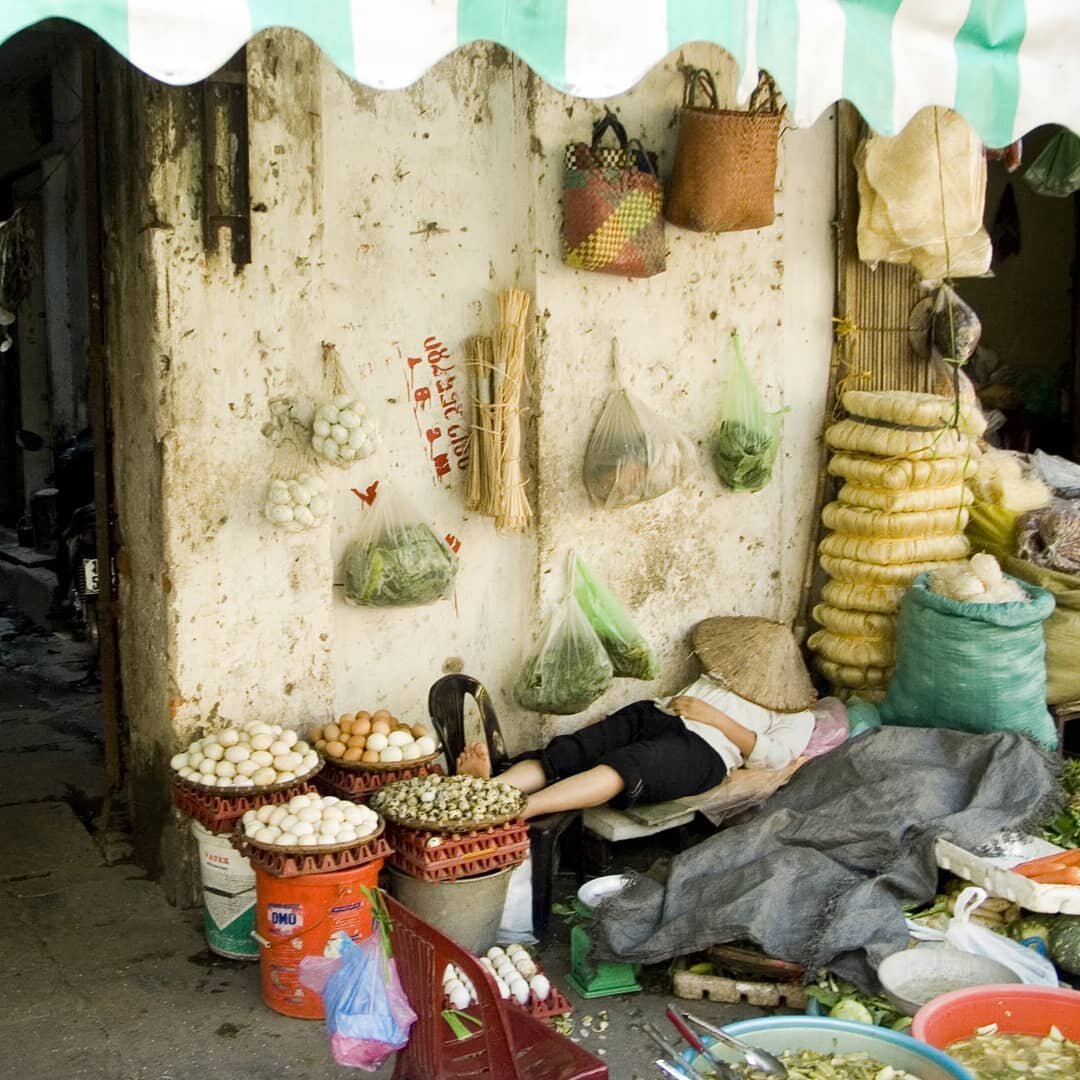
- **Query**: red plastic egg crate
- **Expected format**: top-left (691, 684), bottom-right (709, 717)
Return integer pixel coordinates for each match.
top-left (314, 761), bottom-right (445, 802)
top-left (444, 976), bottom-right (572, 1022)
top-left (231, 829), bottom-right (393, 879)
top-left (386, 820), bottom-right (530, 882)
top-left (171, 779), bottom-right (319, 834)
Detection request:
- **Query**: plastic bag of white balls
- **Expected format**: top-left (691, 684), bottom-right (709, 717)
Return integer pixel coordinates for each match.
top-left (311, 394), bottom-right (378, 468)
top-left (264, 473), bottom-right (330, 532)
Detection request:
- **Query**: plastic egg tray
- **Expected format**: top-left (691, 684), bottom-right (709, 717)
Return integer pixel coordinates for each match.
top-left (171, 780), bottom-right (319, 834)
top-left (314, 760), bottom-right (445, 801)
top-left (231, 828), bottom-right (393, 879)
top-left (386, 820), bottom-right (530, 883)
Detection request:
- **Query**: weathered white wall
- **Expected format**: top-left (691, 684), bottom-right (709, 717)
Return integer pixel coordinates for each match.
top-left (103, 34), bottom-right (834, 868)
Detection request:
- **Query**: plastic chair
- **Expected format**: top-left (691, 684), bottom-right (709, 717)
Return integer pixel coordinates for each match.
top-left (386, 893), bottom-right (608, 1080)
top-left (428, 674), bottom-right (583, 939)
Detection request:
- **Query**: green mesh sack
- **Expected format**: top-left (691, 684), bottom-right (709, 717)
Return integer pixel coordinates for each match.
top-left (572, 554), bottom-right (659, 680)
top-left (515, 592), bottom-right (613, 715)
top-left (879, 573), bottom-right (1057, 748)
top-left (711, 333), bottom-right (788, 492)
top-left (1024, 130), bottom-right (1080, 198)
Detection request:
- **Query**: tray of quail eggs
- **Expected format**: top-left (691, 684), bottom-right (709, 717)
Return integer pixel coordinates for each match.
top-left (170, 722), bottom-right (322, 793)
top-left (238, 792), bottom-right (382, 852)
top-left (370, 774), bottom-right (526, 832)
top-left (442, 945), bottom-right (567, 1018)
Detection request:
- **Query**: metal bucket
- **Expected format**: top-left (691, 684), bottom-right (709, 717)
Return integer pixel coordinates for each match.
top-left (387, 864), bottom-right (513, 954)
top-left (191, 821), bottom-right (258, 960)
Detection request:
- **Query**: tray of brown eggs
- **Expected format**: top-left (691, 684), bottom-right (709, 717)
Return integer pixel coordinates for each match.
top-left (308, 709), bottom-right (441, 771)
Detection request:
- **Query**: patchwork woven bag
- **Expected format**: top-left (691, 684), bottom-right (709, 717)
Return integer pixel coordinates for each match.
top-left (667, 69), bottom-right (782, 233)
top-left (562, 112), bottom-right (666, 278)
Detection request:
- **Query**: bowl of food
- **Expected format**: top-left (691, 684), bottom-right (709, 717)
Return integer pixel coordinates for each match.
top-left (684, 1016), bottom-right (972, 1079)
top-left (911, 984), bottom-right (1080, 1075)
top-left (877, 944), bottom-right (1021, 1016)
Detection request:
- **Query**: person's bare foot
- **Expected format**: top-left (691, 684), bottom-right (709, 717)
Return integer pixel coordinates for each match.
top-left (457, 742), bottom-right (491, 779)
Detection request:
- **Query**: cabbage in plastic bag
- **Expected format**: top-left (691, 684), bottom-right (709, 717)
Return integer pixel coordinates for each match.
top-left (1024, 130), bottom-right (1080, 198)
top-left (711, 333), bottom-right (787, 493)
top-left (342, 484), bottom-right (458, 607)
top-left (583, 388), bottom-right (692, 509)
top-left (572, 554), bottom-right (658, 680)
top-left (515, 593), bottom-right (613, 714)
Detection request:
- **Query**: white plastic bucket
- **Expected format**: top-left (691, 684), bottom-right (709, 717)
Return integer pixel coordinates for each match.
top-left (191, 821), bottom-right (258, 960)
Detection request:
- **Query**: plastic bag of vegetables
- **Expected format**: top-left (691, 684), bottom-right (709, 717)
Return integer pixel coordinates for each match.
top-left (342, 484), bottom-right (458, 607)
top-left (515, 590), bottom-right (613, 715)
top-left (572, 553), bottom-right (659, 680)
top-left (711, 332), bottom-right (787, 493)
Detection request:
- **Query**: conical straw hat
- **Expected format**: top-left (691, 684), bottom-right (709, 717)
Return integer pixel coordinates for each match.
top-left (691, 616), bottom-right (816, 713)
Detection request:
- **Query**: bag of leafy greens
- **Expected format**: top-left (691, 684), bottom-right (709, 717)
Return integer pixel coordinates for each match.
top-left (515, 591), bottom-right (613, 715)
top-left (572, 553), bottom-right (658, 680)
top-left (342, 484), bottom-right (458, 607)
top-left (711, 332), bottom-right (787, 493)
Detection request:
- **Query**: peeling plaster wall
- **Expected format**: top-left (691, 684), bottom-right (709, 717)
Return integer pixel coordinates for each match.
top-left (102, 35), bottom-right (834, 873)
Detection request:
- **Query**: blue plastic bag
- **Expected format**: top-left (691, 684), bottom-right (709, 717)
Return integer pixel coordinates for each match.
top-left (308, 931), bottom-right (416, 1071)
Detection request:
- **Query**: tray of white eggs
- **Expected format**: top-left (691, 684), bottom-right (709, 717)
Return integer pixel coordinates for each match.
top-left (238, 792), bottom-right (382, 852)
top-left (310, 710), bottom-right (440, 771)
top-left (170, 722), bottom-right (322, 794)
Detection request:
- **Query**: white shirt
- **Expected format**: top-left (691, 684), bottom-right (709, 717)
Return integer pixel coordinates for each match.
top-left (661, 674), bottom-right (814, 772)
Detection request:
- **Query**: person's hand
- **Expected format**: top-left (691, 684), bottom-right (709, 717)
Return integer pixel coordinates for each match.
top-left (669, 696), bottom-right (716, 724)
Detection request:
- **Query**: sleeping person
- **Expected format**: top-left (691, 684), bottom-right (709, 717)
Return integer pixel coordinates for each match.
top-left (457, 617), bottom-right (816, 819)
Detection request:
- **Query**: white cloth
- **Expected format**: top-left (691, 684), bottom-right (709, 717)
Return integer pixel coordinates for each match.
top-left (660, 674), bottom-right (814, 773)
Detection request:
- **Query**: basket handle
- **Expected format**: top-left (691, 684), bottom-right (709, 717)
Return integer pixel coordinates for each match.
top-left (684, 68), bottom-right (719, 110)
top-left (748, 70), bottom-right (780, 115)
top-left (591, 108), bottom-right (630, 151)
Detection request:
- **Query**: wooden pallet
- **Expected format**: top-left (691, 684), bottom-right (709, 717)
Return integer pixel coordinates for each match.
top-left (672, 958), bottom-right (807, 1009)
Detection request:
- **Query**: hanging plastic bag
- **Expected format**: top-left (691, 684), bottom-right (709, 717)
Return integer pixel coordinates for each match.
top-left (583, 344), bottom-right (693, 508)
top-left (907, 887), bottom-right (1058, 986)
top-left (515, 589), bottom-right (613, 715)
top-left (711, 333), bottom-right (787, 492)
top-left (572, 553), bottom-right (658, 680)
top-left (1024, 130), bottom-right (1080, 198)
top-left (342, 483), bottom-right (458, 607)
top-left (930, 285), bottom-right (982, 363)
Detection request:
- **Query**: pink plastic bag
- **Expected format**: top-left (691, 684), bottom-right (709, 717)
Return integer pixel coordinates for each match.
top-left (300, 931), bottom-right (416, 1071)
top-left (803, 697), bottom-right (849, 757)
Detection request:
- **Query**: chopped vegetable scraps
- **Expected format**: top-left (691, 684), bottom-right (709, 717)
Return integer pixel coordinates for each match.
top-left (734, 1048), bottom-right (919, 1079)
top-left (806, 974), bottom-right (912, 1031)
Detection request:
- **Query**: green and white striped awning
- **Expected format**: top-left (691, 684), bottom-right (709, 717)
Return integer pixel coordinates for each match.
top-left (5, 1), bottom-right (1078, 147)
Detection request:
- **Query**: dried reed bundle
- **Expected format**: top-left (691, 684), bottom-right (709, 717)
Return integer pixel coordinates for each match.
top-left (494, 288), bottom-right (531, 531)
top-left (465, 335), bottom-right (499, 514)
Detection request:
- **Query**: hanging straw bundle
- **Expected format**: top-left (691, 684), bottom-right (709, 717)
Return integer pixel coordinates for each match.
top-left (465, 335), bottom-right (499, 514)
top-left (493, 288), bottom-right (531, 531)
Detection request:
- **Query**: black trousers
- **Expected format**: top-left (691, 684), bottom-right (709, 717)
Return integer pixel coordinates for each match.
top-left (526, 701), bottom-right (728, 808)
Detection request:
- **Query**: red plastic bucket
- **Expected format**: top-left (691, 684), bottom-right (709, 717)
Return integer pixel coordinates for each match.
top-left (254, 860), bottom-right (382, 1018)
top-left (912, 984), bottom-right (1080, 1048)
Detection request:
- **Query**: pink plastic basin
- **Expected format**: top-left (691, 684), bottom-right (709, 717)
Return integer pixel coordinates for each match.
top-left (912, 984), bottom-right (1080, 1049)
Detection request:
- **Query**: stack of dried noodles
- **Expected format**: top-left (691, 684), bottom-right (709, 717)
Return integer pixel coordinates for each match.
top-left (809, 390), bottom-right (985, 700)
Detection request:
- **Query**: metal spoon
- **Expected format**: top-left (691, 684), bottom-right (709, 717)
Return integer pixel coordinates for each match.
top-left (684, 1011), bottom-right (789, 1078)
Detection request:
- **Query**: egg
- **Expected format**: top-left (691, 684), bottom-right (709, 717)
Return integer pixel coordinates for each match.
top-left (448, 985), bottom-right (471, 1011)
top-left (508, 976), bottom-right (530, 1005)
top-left (494, 977), bottom-right (510, 1000)
top-left (297, 833), bottom-right (319, 846)
top-left (365, 732), bottom-right (388, 753)
top-left (198, 758), bottom-right (217, 776)
top-left (233, 776), bottom-right (254, 788)
top-left (361, 750), bottom-right (380, 764)
top-left (244, 819), bottom-right (261, 837)
top-left (342, 747), bottom-right (362, 762)
top-left (379, 747), bottom-right (404, 763)
top-left (278, 832), bottom-right (298, 847)
top-left (268, 806), bottom-right (288, 827)
top-left (170, 752), bottom-right (189, 771)
top-left (279, 729), bottom-right (298, 749)
top-left (324, 724), bottom-right (341, 742)
top-left (268, 740), bottom-right (290, 757)
top-left (203, 742), bottom-right (225, 762)
top-left (252, 767), bottom-right (278, 785)
top-left (337, 826), bottom-right (358, 843)
top-left (354, 717), bottom-right (372, 735)
top-left (236, 759), bottom-right (259, 777)
top-left (347, 733), bottom-right (367, 749)
top-left (276, 771), bottom-right (296, 783)
top-left (400, 743), bottom-right (423, 762)
top-left (386, 730), bottom-right (414, 748)
top-left (309, 725), bottom-right (325, 743)
top-left (516, 960), bottom-right (537, 979)
top-left (250, 732), bottom-right (273, 752)
top-left (528, 975), bottom-right (550, 1001)
top-left (486, 947), bottom-right (505, 963)
top-left (292, 821), bottom-right (314, 837)
top-left (256, 804), bottom-right (277, 824)
top-left (255, 826), bottom-right (280, 844)
top-left (218, 728), bottom-right (241, 747)
top-left (224, 744), bottom-right (250, 764)
top-left (322, 796), bottom-right (339, 805)
top-left (323, 806), bottom-right (346, 823)
top-left (414, 736), bottom-right (437, 756)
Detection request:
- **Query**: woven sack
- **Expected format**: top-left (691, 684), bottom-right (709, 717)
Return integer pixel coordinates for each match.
top-left (880, 573), bottom-right (1056, 749)
top-left (666, 69), bottom-right (782, 234)
top-left (821, 579), bottom-right (908, 614)
top-left (563, 111), bottom-right (666, 278)
top-left (839, 482), bottom-right (972, 513)
top-left (825, 418), bottom-right (978, 461)
top-left (822, 502), bottom-right (969, 539)
top-left (828, 453), bottom-right (975, 491)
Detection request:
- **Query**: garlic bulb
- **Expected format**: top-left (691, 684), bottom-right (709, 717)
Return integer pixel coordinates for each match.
top-left (311, 395), bottom-right (378, 468)
top-left (263, 474), bottom-right (329, 532)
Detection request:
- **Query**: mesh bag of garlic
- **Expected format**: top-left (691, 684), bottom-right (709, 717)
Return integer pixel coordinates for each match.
top-left (810, 390), bottom-right (980, 701)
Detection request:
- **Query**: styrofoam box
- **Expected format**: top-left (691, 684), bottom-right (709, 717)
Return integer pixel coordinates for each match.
top-left (935, 833), bottom-right (1080, 914)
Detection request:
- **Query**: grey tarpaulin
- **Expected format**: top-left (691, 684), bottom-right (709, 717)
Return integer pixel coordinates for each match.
top-left (593, 727), bottom-right (1060, 991)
